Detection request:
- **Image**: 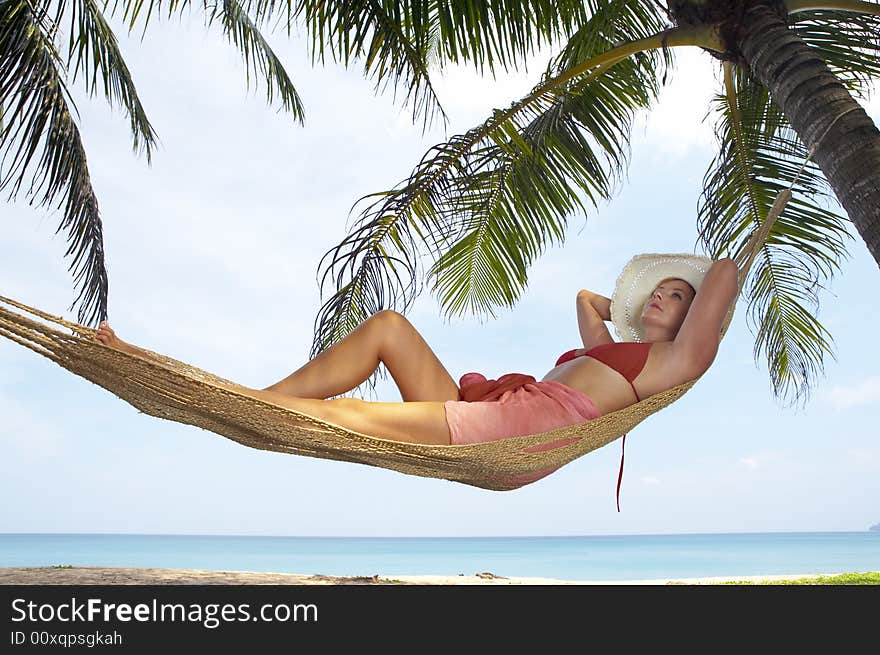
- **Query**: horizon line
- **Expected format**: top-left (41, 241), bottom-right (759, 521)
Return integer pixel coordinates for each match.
top-left (1, 529), bottom-right (875, 539)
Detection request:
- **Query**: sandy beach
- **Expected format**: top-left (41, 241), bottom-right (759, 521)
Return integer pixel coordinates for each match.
top-left (0, 566), bottom-right (843, 585)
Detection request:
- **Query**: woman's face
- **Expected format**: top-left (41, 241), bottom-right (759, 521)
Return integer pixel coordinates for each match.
top-left (639, 278), bottom-right (696, 335)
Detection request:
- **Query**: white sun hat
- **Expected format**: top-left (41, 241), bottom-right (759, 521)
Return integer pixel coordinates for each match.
top-left (610, 253), bottom-right (714, 342)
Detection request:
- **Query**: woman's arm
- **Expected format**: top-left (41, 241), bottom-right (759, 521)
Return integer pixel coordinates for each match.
top-left (577, 289), bottom-right (612, 321)
top-left (577, 289), bottom-right (613, 349)
top-left (673, 258), bottom-right (740, 376)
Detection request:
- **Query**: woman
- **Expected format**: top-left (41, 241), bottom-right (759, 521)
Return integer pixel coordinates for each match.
top-left (95, 253), bottom-right (739, 449)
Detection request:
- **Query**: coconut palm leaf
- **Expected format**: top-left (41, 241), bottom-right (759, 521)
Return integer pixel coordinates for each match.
top-left (299, 1), bottom-right (589, 74)
top-left (106, 0), bottom-right (189, 33)
top-left (787, 9), bottom-right (880, 97)
top-left (426, 50), bottom-right (665, 320)
top-left (698, 62), bottom-right (851, 405)
top-left (206, 0), bottom-right (305, 122)
top-left (296, 0), bottom-right (448, 130)
top-left (0, 0), bottom-right (108, 326)
top-left (553, 0), bottom-right (671, 73)
top-left (106, 0), bottom-right (306, 122)
top-left (293, 0), bottom-right (608, 131)
top-left (310, 11), bottom-right (709, 394)
top-left (67, 0), bottom-right (158, 160)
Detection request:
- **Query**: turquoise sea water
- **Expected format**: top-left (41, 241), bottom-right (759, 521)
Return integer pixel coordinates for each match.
top-left (1, 532), bottom-right (878, 581)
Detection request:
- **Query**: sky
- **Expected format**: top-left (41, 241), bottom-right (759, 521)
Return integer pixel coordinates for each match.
top-left (1, 10), bottom-right (878, 537)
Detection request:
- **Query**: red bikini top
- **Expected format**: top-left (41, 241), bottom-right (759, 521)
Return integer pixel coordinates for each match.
top-left (555, 342), bottom-right (653, 401)
top-left (555, 341), bottom-right (653, 513)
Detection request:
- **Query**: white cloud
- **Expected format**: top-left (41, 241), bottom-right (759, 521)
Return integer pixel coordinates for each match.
top-left (827, 377), bottom-right (880, 410)
top-left (642, 476), bottom-right (660, 485)
top-left (738, 457), bottom-right (759, 470)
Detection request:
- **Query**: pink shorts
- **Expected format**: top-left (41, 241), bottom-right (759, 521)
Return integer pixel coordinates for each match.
top-left (444, 373), bottom-right (602, 486)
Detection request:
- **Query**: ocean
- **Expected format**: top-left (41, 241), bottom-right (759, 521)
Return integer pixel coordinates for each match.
top-left (1, 532), bottom-right (877, 581)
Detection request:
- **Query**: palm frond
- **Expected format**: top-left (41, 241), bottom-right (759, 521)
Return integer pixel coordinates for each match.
top-left (311, 19), bottom-right (702, 395)
top-left (427, 45), bottom-right (667, 320)
top-left (106, 0), bottom-right (194, 35)
top-left (301, 1), bottom-right (589, 73)
top-left (68, 0), bottom-right (158, 161)
top-left (207, 0), bottom-right (306, 122)
top-left (298, 1), bottom-right (452, 132)
top-left (358, 0), bottom-right (448, 131)
top-left (0, 0), bottom-right (108, 326)
top-left (295, 0), bottom-right (600, 130)
top-left (788, 9), bottom-right (880, 100)
top-left (698, 63), bottom-right (852, 405)
top-left (553, 0), bottom-right (671, 73)
top-left (103, 0), bottom-right (306, 121)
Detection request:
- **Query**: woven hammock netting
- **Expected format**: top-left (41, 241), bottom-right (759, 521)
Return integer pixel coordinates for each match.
top-left (0, 197), bottom-right (780, 490)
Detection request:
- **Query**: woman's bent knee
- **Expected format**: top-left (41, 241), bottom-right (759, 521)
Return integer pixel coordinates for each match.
top-left (373, 309), bottom-right (405, 319)
top-left (372, 309), bottom-right (409, 331)
top-left (370, 310), bottom-right (415, 352)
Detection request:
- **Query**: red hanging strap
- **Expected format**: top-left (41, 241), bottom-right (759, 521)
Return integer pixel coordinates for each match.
top-left (616, 434), bottom-right (626, 512)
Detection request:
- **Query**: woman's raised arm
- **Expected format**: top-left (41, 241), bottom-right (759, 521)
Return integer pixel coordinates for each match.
top-left (673, 258), bottom-right (739, 376)
top-left (577, 289), bottom-right (613, 350)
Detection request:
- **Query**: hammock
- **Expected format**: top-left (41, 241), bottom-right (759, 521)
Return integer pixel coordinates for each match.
top-left (0, 196), bottom-right (781, 490)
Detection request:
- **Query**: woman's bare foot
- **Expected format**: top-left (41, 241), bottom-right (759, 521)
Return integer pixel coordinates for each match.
top-left (95, 321), bottom-right (125, 350)
top-left (95, 321), bottom-right (153, 361)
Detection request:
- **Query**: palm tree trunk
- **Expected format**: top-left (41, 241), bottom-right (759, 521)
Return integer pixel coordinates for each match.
top-left (737, 4), bottom-right (880, 266)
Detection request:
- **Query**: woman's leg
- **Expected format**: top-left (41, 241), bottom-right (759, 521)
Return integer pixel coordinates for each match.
top-left (97, 317), bottom-right (453, 444)
top-left (230, 390), bottom-right (451, 445)
top-left (263, 310), bottom-right (460, 402)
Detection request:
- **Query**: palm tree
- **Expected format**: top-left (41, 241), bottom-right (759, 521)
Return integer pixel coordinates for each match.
top-left (306, 1), bottom-right (880, 404)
